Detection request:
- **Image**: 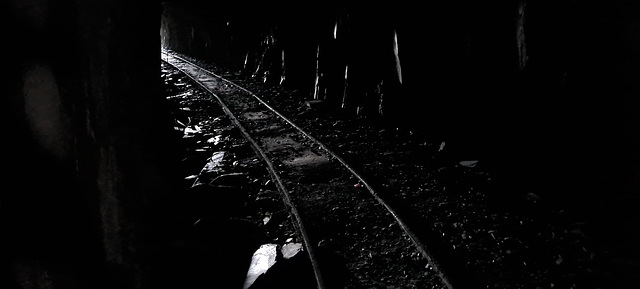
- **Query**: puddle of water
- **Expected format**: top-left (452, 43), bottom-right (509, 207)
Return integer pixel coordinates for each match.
top-left (282, 151), bottom-right (329, 167)
top-left (243, 244), bottom-right (278, 289)
top-left (200, 151), bottom-right (226, 174)
top-left (192, 151), bottom-right (227, 186)
top-left (459, 160), bottom-right (478, 168)
top-left (281, 242), bottom-right (303, 259)
top-left (243, 111), bottom-right (271, 120)
top-left (243, 242), bottom-right (304, 289)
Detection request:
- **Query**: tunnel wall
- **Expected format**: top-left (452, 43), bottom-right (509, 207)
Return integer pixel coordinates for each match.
top-left (3, 1), bottom-right (174, 288)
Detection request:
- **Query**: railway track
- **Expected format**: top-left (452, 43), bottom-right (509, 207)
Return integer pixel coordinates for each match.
top-left (161, 49), bottom-right (456, 289)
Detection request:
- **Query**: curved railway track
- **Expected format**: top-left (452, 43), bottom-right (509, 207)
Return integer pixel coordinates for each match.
top-left (161, 49), bottom-right (457, 289)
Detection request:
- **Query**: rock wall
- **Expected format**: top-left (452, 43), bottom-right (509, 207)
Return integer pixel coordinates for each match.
top-left (2, 1), bottom-right (175, 288)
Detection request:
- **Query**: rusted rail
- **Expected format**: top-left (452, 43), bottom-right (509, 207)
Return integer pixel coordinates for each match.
top-left (161, 49), bottom-right (457, 289)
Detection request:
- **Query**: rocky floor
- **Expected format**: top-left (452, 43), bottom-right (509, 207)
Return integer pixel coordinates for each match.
top-left (159, 61), bottom-right (319, 289)
top-left (161, 53), bottom-right (638, 289)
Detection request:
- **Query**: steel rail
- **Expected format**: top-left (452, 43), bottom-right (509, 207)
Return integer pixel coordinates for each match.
top-left (161, 49), bottom-right (456, 289)
top-left (162, 51), bottom-right (327, 289)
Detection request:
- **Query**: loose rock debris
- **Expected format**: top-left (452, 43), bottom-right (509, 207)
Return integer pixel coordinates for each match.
top-left (162, 62), bottom-right (308, 288)
top-left (161, 58), bottom-right (611, 289)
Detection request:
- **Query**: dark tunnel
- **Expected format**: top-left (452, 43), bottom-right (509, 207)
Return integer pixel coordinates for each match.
top-left (2, 0), bottom-right (640, 288)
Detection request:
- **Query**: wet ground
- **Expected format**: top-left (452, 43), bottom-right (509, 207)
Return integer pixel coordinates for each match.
top-left (160, 54), bottom-right (638, 289)
top-left (160, 61), bottom-right (318, 288)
